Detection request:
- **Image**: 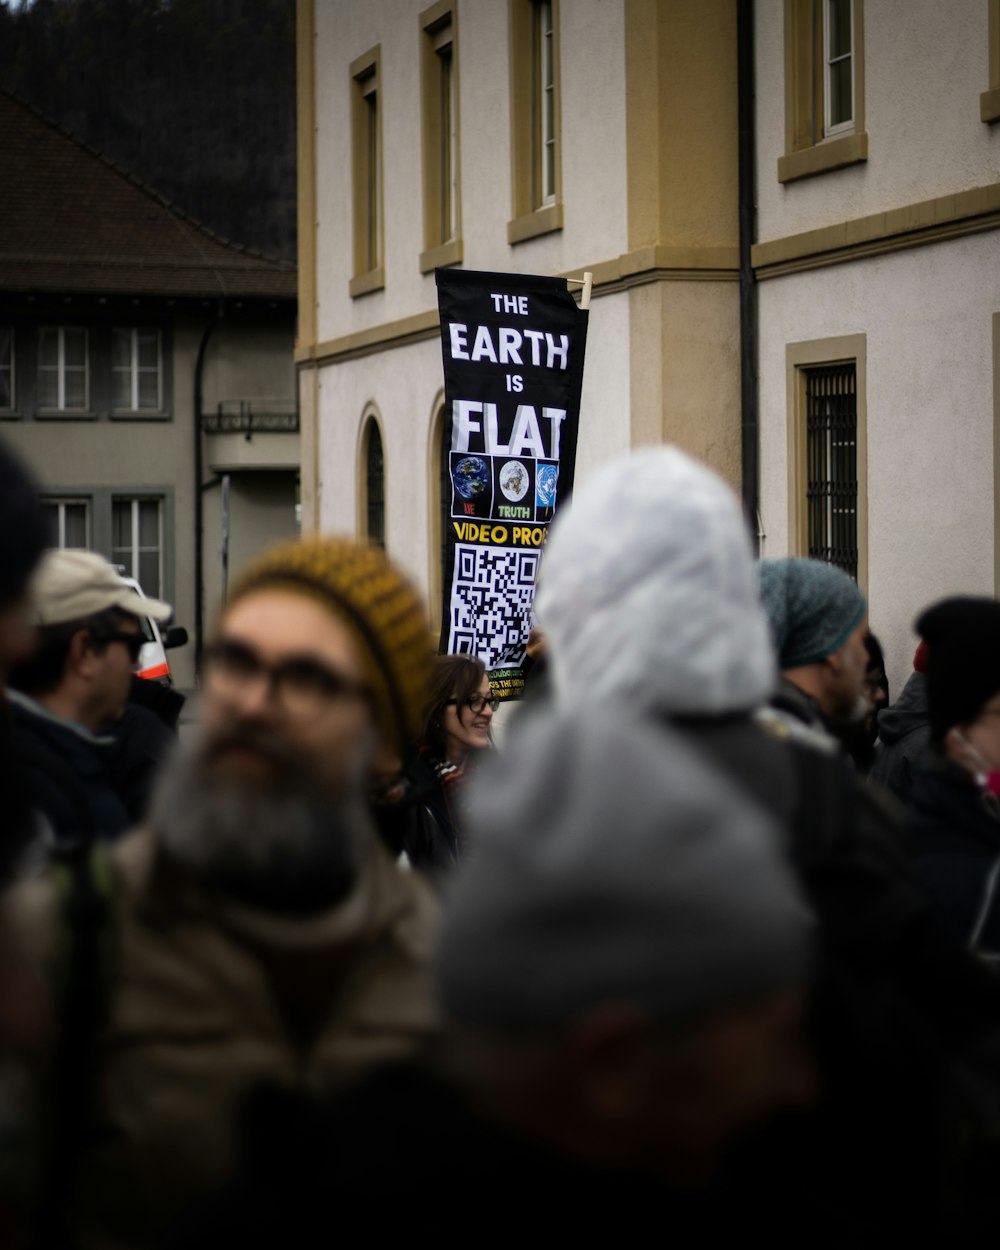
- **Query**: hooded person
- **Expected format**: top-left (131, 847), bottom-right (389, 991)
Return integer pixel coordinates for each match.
top-left (872, 641), bottom-right (931, 802)
top-left (155, 707), bottom-right (817, 1246)
top-left (534, 445), bottom-right (1000, 1245)
top-left (1, 536), bottom-right (440, 1250)
top-left (906, 597), bottom-right (1000, 958)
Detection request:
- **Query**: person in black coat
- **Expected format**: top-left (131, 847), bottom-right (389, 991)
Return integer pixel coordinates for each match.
top-left (907, 597), bottom-right (1000, 960)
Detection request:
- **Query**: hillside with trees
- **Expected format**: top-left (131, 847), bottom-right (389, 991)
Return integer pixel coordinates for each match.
top-left (0, 0), bottom-right (296, 260)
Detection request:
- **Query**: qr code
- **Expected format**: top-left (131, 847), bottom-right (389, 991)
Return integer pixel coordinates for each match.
top-left (448, 544), bottom-right (540, 670)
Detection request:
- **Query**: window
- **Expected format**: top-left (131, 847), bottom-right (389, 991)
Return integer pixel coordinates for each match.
top-left (427, 399), bottom-right (448, 637)
top-left (349, 46), bottom-right (384, 298)
top-left (982, 0), bottom-right (1000, 123)
top-left (363, 418), bottom-right (385, 548)
top-left (778, 0), bottom-right (867, 183)
top-left (37, 327), bottom-right (88, 413)
top-left (112, 328), bottom-right (162, 413)
top-left (508, 0), bottom-right (562, 244)
top-left (419, 2), bottom-right (462, 272)
top-left (534, 0), bottom-right (556, 206)
top-left (112, 496), bottom-right (163, 597)
top-left (803, 365), bottom-right (857, 577)
top-left (0, 327), bottom-right (12, 412)
top-left (42, 498), bottom-right (90, 549)
top-left (787, 335), bottom-right (868, 589)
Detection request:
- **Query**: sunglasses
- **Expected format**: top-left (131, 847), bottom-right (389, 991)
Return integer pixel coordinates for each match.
top-left (99, 629), bottom-right (145, 663)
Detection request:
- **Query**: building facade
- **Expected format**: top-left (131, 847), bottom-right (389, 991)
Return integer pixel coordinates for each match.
top-left (296, 0), bottom-right (743, 629)
top-left (0, 90), bottom-right (299, 685)
top-left (753, 0), bottom-right (1000, 691)
top-left (298, 1), bottom-right (1000, 692)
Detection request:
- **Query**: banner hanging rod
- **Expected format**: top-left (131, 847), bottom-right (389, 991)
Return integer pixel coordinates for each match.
top-left (566, 271), bottom-right (594, 310)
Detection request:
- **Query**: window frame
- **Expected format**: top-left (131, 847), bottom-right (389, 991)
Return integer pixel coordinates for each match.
top-left (786, 335), bottom-right (868, 593)
top-left (359, 412), bottom-right (386, 550)
top-left (778, 0), bottom-right (867, 184)
top-left (419, 1), bottom-right (463, 273)
top-left (508, 0), bottom-right (563, 244)
top-left (982, 0), bottom-right (1000, 124)
top-left (111, 494), bottom-right (165, 599)
top-left (349, 46), bottom-right (385, 298)
top-left (111, 327), bottom-right (163, 416)
top-left (36, 326), bottom-right (90, 416)
top-left (42, 497), bottom-right (91, 550)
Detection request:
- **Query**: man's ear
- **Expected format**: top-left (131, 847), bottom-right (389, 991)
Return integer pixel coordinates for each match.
top-left (67, 627), bottom-right (98, 678)
top-left (822, 646), bottom-right (843, 677)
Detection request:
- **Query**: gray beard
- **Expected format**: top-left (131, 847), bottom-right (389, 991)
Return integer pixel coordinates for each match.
top-left (148, 726), bottom-right (369, 915)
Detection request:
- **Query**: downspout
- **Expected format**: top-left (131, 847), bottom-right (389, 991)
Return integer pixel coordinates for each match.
top-left (193, 307), bottom-right (223, 674)
top-left (737, 0), bottom-right (761, 553)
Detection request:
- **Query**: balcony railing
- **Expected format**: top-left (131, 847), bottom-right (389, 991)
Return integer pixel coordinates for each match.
top-left (202, 400), bottom-right (299, 437)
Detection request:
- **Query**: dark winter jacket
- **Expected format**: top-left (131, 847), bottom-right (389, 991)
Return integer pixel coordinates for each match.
top-left (908, 757), bottom-right (1000, 961)
top-left (662, 712), bottom-right (1000, 1245)
top-left (7, 691), bottom-right (131, 848)
top-left (872, 671), bottom-right (931, 803)
top-left (402, 752), bottom-right (464, 873)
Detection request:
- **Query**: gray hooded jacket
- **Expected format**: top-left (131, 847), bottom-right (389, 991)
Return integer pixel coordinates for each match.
top-left (536, 446), bottom-right (775, 716)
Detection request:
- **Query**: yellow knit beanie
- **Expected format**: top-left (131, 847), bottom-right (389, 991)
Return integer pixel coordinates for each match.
top-left (226, 536), bottom-right (433, 759)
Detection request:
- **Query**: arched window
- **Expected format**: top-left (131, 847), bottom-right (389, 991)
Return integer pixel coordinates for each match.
top-left (428, 400), bottom-right (448, 637)
top-left (363, 417), bottom-right (385, 548)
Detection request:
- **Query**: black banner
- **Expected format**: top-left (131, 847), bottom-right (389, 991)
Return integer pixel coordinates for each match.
top-left (436, 267), bottom-right (589, 701)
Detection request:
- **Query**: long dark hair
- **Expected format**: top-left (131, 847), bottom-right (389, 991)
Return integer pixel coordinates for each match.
top-left (422, 654), bottom-right (487, 758)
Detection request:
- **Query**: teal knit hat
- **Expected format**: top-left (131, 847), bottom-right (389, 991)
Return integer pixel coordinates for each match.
top-left (759, 557), bottom-right (866, 669)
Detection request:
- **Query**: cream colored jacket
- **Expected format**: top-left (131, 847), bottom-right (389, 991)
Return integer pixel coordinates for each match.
top-left (4, 827), bottom-right (439, 1249)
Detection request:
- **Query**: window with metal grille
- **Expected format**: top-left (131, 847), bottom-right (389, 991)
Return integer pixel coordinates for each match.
top-left (805, 362), bottom-right (858, 579)
top-left (365, 420), bottom-right (385, 548)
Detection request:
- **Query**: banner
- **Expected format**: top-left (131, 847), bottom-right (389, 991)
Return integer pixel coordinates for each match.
top-left (436, 267), bottom-right (589, 701)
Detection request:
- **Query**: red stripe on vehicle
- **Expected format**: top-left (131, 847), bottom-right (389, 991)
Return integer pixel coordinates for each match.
top-left (138, 663), bottom-right (170, 681)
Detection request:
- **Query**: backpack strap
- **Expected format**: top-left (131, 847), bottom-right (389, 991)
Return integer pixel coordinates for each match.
top-left (29, 842), bottom-right (115, 1249)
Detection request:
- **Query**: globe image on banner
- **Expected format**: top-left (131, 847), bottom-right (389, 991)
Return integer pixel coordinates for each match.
top-left (452, 456), bottom-right (490, 500)
top-left (499, 460), bottom-right (529, 502)
top-left (536, 463), bottom-right (559, 508)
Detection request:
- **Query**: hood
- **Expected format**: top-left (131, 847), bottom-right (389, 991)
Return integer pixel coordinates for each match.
top-left (536, 446), bottom-right (776, 716)
top-left (876, 670), bottom-right (928, 746)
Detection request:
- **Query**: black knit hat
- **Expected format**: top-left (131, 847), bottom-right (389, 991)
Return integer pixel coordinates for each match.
top-left (0, 440), bottom-right (45, 606)
top-left (916, 596), bottom-right (1000, 742)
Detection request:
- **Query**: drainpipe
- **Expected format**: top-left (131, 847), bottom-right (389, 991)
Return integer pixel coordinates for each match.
top-left (193, 307), bottom-right (222, 674)
top-left (737, 0), bottom-right (761, 553)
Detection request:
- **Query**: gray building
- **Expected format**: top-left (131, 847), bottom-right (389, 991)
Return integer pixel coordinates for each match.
top-left (0, 88), bottom-right (299, 686)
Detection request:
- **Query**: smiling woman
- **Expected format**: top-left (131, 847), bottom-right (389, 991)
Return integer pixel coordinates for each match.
top-left (403, 653), bottom-right (496, 873)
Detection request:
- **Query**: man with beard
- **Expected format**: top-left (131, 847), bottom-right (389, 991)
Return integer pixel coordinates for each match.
top-left (758, 556), bottom-right (870, 757)
top-left (2, 536), bottom-right (438, 1250)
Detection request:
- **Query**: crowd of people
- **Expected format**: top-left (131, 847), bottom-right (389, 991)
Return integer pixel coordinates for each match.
top-left (2, 433), bottom-right (1000, 1246)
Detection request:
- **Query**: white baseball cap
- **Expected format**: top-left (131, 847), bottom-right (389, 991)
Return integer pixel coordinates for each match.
top-left (30, 549), bottom-right (172, 626)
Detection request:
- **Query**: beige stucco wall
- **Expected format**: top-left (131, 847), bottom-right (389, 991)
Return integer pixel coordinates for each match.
top-left (311, 0), bottom-right (629, 346)
top-left (758, 232), bottom-right (1000, 697)
top-left (629, 279), bottom-right (741, 494)
top-left (755, 0), bottom-right (998, 243)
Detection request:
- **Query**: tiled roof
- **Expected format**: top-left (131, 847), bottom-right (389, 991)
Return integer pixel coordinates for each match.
top-left (0, 88), bottom-right (297, 301)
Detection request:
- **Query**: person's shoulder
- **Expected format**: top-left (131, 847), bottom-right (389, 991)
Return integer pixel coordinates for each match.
top-left (371, 837), bottom-right (439, 958)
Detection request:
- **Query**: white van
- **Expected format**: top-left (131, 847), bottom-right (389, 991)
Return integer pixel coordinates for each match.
top-left (120, 575), bottom-right (188, 685)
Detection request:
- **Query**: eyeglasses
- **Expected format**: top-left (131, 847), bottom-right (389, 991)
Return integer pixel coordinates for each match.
top-left (448, 692), bottom-right (499, 715)
top-left (203, 638), bottom-right (371, 718)
top-left (99, 629), bottom-right (145, 663)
